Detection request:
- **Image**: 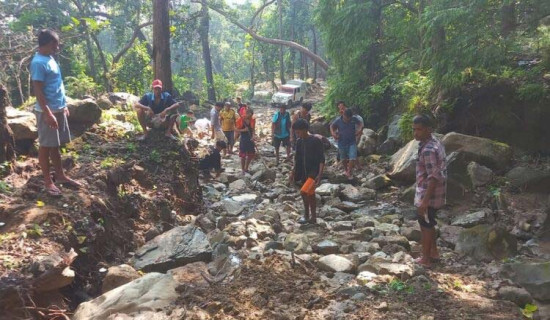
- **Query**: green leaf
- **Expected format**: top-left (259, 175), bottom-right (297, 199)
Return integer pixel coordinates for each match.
top-left (522, 303), bottom-right (538, 319)
top-left (77, 236), bottom-right (87, 244)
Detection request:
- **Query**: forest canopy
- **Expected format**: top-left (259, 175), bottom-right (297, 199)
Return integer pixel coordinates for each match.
top-left (1, 0), bottom-right (549, 131)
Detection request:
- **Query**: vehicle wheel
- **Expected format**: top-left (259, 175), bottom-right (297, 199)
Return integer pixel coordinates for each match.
top-left (299, 97), bottom-right (303, 104)
top-left (288, 100), bottom-right (293, 107)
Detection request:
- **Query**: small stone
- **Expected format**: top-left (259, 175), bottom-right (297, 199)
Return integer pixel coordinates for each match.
top-left (375, 301), bottom-right (388, 312)
top-left (318, 254), bottom-right (356, 273)
top-left (313, 240), bottom-right (340, 255)
top-left (101, 264), bottom-right (140, 293)
top-left (356, 271), bottom-right (378, 285)
top-left (351, 292), bottom-right (367, 301)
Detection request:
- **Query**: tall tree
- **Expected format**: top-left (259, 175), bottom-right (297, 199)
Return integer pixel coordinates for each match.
top-left (199, 0), bottom-right (216, 102)
top-left (277, 0), bottom-right (286, 84)
top-left (153, 0), bottom-right (173, 92)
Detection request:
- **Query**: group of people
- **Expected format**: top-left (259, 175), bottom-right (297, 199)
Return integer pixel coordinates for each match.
top-left (32, 29), bottom-right (447, 269)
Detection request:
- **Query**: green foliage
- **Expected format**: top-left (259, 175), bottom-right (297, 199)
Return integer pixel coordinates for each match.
top-left (316, 0), bottom-right (550, 127)
top-left (65, 74), bottom-right (102, 98)
top-left (100, 156), bottom-right (124, 169)
top-left (149, 150), bottom-right (161, 164)
top-left (389, 279), bottom-right (414, 293)
top-left (173, 75), bottom-right (192, 96)
top-left (517, 84), bottom-right (546, 102)
top-left (522, 303), bottom-right (538, 319)
top-left (0, 181), bottom-right (12, 194)
top-left (110, 41), bottom-right (152, 95)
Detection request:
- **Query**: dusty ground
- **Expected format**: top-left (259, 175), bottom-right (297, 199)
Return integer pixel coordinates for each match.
top-left (0, 97), bottom-right (545, 319)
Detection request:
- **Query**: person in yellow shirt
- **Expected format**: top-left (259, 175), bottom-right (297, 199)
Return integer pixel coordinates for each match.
top-left (219, 101), bottom-right (237, 155)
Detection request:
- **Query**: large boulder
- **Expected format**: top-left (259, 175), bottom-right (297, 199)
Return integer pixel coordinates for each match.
top-left (389, 140), bottom-right (418, 183)
top-left (455, 225), bottom-right (517, 262)
top-left (387, 114), bottom-right (403, 142)
top-left (107, 92), bottom-right (140, 107)
top-left (7, 107), bottom-right (37, 141)
top-left (467, 162), bottom-right (494, 187)
top-left (66, 98), bottom-right (102, 125)
top-left (132, 225), bottom-right (212, 272)
top-left (364, 174), bottom-right (392, 190)
top-left (505, 166), bottom-right (550, 193)
top-left (96, 95), bottom-right (114, 110)
top-left (502, 262), bottom-right (550, 301)
top-left (309, 121), bottom-right (330, 137)
top-left (451, 209), bottom-right (491, 228)
top-left (73, 273), bottom-right (178, 320)
top-left (441, 132), bottom-right (512, 172)
top-left (357, 128), bottom-right (377, 156)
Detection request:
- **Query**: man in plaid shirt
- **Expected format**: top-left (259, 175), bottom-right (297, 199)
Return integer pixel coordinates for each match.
top-left (413, 114), bottom-right (447, 268)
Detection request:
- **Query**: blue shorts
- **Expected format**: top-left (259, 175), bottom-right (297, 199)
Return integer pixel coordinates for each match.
top-left (338, 144), bottom-right (357, 160)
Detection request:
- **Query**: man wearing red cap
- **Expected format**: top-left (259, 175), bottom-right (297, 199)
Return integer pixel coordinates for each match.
top-left (134, 79), bottom-right (181, 140)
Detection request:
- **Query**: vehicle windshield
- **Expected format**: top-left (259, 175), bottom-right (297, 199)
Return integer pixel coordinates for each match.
top-left (280, 86), bottom-right (295, 93)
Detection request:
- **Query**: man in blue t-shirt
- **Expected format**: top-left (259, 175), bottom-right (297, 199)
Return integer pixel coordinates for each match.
top-left (134, 79), bottom-right (181, 141)
top-left (31, 29), bottom-right (82, 197)
top-left (272, 104), bottom-right (291, 165)
top-left (331, 109), bottom-right (361, 179)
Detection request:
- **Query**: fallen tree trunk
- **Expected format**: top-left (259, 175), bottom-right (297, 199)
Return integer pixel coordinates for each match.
top-left (195, 1), bottom-right (330, 71)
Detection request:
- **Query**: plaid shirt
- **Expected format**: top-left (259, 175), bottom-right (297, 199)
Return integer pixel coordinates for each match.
top-left (415, 135), bottom-right (447, 209)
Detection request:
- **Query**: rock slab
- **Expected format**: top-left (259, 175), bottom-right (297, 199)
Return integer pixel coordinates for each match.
top-left (132, 225), bottom-right (212, 272)
top-left (502, 262), bottom-right (550, 301)
top-left (74, 273), bottom-right (178, 320)
top-left (455, 225), bottom-right (517, 262)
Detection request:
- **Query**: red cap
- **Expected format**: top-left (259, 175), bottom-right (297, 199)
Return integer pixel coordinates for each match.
top-left (152, 79), bottom-right (163, 89)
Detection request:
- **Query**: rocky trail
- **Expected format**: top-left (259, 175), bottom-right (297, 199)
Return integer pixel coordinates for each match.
top-left (1, 96), bottom-right (550, 319)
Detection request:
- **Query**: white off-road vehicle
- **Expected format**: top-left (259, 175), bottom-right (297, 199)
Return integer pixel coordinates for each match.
top-left (271, 80), bottom-right (307, 107)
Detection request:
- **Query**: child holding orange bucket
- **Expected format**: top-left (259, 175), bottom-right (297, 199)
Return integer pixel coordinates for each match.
top-left (289, 119), bottom-right (325, 224)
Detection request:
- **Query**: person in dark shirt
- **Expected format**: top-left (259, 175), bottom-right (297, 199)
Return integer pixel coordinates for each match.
top-left (290, 102), bottom-right (313, 149)
top-left (290, 119), bottom-right (325, 224)
top-left (331, 108), bottom-right (360, 179)
top-left (199, 140), bottom-right (227, 179)
top-left (134, 79), bottom-right (181, 141)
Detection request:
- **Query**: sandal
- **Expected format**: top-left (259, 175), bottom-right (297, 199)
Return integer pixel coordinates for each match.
top-left (298, 217), bottom-right (309, 224)
top-left (45, 185), bottom-right (63, 197)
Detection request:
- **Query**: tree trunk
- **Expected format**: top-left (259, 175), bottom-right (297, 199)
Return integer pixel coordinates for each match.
top-left (365, 1), bottom-right (383, 85)
top-left (277, 0), bottom-right (286, 84)
top-left (199, 1), bottom-right (216, 102)
top-left (136, 29), bottom-right (153, 57)
top-left (311, 27), bottom-right (317, 81)
top-left (501, 3), bottom-right (516, 37)
top-left (85, 36), bottom-right (97, 81)
top-left (300, 53), bottom-right (309, 79)
top-left (0, 84), bottom-right (15, 167)
top-left (153, 0), bottom-right (174, 93)
top-left (249, 40), bottom-right (256, 99)
top-left (90, 33), bottom-right (112, 92)
top-left (288, 1), bottom-right (295, 80)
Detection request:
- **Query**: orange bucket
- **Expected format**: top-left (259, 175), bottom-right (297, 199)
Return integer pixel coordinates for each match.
top-left (300, 177), bottom-right (316, 196)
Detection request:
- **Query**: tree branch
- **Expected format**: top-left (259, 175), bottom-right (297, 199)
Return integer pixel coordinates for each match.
top-left (250, 0), bottom-right (276, 27)
top-left (112, 21), bottom-right (153, 64)
top-left (195, 1), bottom-right (329, 71)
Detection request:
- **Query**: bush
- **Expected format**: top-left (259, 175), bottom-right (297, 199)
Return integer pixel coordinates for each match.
top-left (65, 74), bottom-right (101, 98)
